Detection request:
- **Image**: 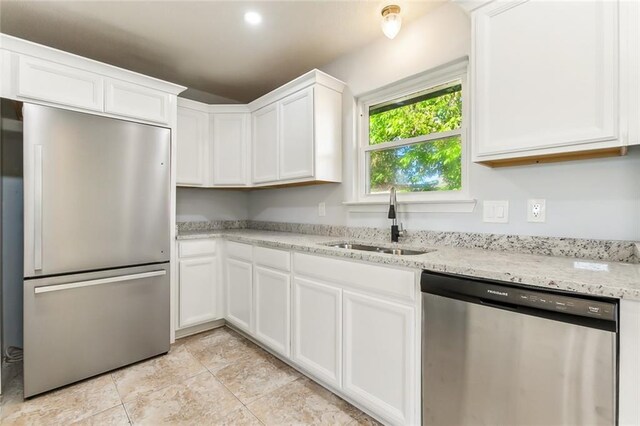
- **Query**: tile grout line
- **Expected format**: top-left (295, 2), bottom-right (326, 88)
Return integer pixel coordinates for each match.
top-left (179, 346), bottom-right (263, 426)
top-left (121, 401), bottom-right (134, 425)
top-left (109, 368), bottom-right (132, 424)
top-left (183, 329), bottom-right (295, 425)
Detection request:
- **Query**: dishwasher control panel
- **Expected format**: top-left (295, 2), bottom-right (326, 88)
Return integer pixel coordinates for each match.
top-left (481, 285), bottom-right (617, 321)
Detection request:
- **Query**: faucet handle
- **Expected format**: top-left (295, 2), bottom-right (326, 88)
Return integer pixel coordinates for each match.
top-left (398, 223), bottom-right (406, 236)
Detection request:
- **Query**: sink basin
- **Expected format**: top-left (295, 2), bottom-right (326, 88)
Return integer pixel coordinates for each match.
top-left (327, 243), bottom-right (429, 256)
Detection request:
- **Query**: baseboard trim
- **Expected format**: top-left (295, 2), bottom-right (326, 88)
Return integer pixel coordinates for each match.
top-left (225, 323), bottom-right (389, 426)
top-left (175, 319), bottom-right (225, 339)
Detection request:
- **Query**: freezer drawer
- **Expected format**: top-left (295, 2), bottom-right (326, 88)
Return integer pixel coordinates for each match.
top-left (24, 263), bottom-right (170, 397)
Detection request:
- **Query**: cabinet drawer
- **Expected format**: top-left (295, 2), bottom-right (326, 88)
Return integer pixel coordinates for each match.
top-left (293, 253), bottom-right (416, 301)
top-left (254, 246), bottom-right (290, 272)
top-left (105, 78), bottom-right (170, 124)
top-left (17, 55), bottom-right (104, 111)
top-left (226, 241), bottom-right (253, 261)
top-left (178, 239), bottom-right (217, 258)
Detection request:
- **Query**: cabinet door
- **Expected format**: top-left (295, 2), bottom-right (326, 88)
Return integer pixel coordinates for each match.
top-left (252, 103), bottom-right (279, 183)
top-left (343, 291), bottom-right (416, 425)
top-left (473, 0), bottom-right (619, 158)
top-left (279, 87), bottom-right (314, 180)
top-left (176, 106), bottom-right (208, 186)
top-left (212, 113), bottom-right (249, 185)
top-left (104, 79), bottom-right (170, 124)
top-left (292, 277), bottom-right (342, 389)
top-left (178, 256), bottom-right (218, 328)
top-left (17, 55), bottom-right (104, 111)
top-left (225, 257), bottom-right (253, 332)
top-left (622, 0), bottom-right (640, 146)
top-left (254, 266), bottom-right (290, 356)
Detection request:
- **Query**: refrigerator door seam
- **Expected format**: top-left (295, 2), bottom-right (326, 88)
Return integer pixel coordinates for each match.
top-left (33, 269), bottom-right (167, 294)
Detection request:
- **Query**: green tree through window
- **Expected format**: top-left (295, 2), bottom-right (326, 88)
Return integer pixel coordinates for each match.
top-left (367, 83), bottom-right (462, 193)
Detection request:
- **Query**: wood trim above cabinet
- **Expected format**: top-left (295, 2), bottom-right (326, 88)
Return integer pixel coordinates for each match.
top-left (478, 147), bottom-right (628, 168)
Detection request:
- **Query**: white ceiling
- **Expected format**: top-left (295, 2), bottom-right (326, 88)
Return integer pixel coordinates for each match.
top-left (0, 1), bottom-right (444, 102)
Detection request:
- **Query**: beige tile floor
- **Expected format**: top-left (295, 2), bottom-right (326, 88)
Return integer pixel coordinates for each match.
top-left (0, 326), bottom-right (381, 425)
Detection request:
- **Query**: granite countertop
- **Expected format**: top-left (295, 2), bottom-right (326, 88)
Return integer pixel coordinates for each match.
top-left (177, 229), bottom-right (640, 301)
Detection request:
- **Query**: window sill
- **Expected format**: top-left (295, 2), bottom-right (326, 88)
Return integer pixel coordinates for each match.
top-left (343, 199), bottom-right (477, 213)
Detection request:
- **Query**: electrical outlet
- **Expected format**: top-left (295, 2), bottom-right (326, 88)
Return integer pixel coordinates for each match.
top-left (318, 202), bottom-right (326, 217)
top-left (483, 201), bottom-right (509, 223)
top-left (527, 199), bottom-right (546, 223)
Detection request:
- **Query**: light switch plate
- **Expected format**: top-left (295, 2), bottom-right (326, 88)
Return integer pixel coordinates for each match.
top-left (318, 202), bottom-right (326, 217)
top-left (483, 200), bottom-right (509, 223)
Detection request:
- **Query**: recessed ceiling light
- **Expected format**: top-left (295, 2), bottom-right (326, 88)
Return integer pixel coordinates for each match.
top-left (244, 11), bottom-right (262, 25)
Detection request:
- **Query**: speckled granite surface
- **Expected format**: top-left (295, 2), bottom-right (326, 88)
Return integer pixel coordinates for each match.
top-left (177, 220), bottom-right (249, 232)
top-left (177, 227), bottom-right (640, 300)
top-left (178, 221), bottom-right (639, 263)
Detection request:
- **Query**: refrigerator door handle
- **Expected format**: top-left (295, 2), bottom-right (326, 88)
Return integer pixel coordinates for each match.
top-left (33, 145), bottom-right (43, 271)
top-left (34, 270), bottom-right (167, 294)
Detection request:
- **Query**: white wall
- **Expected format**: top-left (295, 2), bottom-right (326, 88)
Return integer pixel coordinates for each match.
top-left (176, 188), bottom-right (249, 222)
top-left (248, 3), bottom-right (640, 241)
top-left (179, 87), bottom-right (240, 104)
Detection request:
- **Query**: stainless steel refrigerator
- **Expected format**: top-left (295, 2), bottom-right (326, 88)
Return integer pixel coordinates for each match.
top-left (22, 103), bottom-right (171, 397)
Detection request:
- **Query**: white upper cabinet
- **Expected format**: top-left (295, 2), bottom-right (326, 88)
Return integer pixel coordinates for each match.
top-left (472, 0), bottom-right (625, 164)
top-left (621, 0), bottom-right (640, 146)
top-left (175, 69), bottom-right (343, 188)
top-left (176, 99), bottom-right (209, 186)
top-left (212, 112), bottom-right (249, 186)
top-left (252, 103), bottom-right (280, 184)
top-left (104, 78), bottom-right (171, 124)
top-left (1, 35), bottom-right (185, 122)
top-left (16, 55), bottom-right (104, 112)
top-left (279, 87), bottom-right (314, 180)
top-left (176, 100), bottom-right (251, 188)
top-left (250, 69), bottom-right (344, 187)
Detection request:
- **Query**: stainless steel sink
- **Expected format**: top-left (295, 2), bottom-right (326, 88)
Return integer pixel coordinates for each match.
top-left (327, 243), bottom-right (429, 256)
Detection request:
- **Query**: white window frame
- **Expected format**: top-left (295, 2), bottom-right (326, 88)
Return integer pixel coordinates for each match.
top-left (351, 59), bottom-right (473, 210)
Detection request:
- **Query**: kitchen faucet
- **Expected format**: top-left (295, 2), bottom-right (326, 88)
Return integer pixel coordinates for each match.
top-left (388, 187), bottom-right (406, 243)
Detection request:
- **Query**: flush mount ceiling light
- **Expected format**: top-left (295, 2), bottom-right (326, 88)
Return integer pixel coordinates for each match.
top-left (381, 5), bottom-right (402, 39)
top-left (244, 11), bottom-right (262, 25)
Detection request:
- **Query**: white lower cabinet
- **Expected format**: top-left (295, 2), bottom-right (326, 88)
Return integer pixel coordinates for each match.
top-left (177, 239), bottom-right (221, 331)
top-left (225, 257), bottom-right (253, 332)
top-left (254, 265), bottom-right (291, 356)
top-left (292, 277), bottom-right (342, 388)
top-left (343, 291), bottom-right (416, 425)
top-left (178, 256), bottom-right (218, 328)
top-left (221, 246), bottom-right (418, 425)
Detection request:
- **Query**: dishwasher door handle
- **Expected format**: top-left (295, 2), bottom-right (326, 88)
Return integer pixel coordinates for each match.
top-left (34, 270), bottom-right (167, 294)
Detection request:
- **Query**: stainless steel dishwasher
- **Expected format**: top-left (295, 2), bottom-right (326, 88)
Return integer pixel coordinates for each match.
top-left (421, 271), bottom-right (618, 426)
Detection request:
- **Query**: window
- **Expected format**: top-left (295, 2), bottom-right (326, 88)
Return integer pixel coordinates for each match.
top-left (356, 60), bottom-right (469, 205)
